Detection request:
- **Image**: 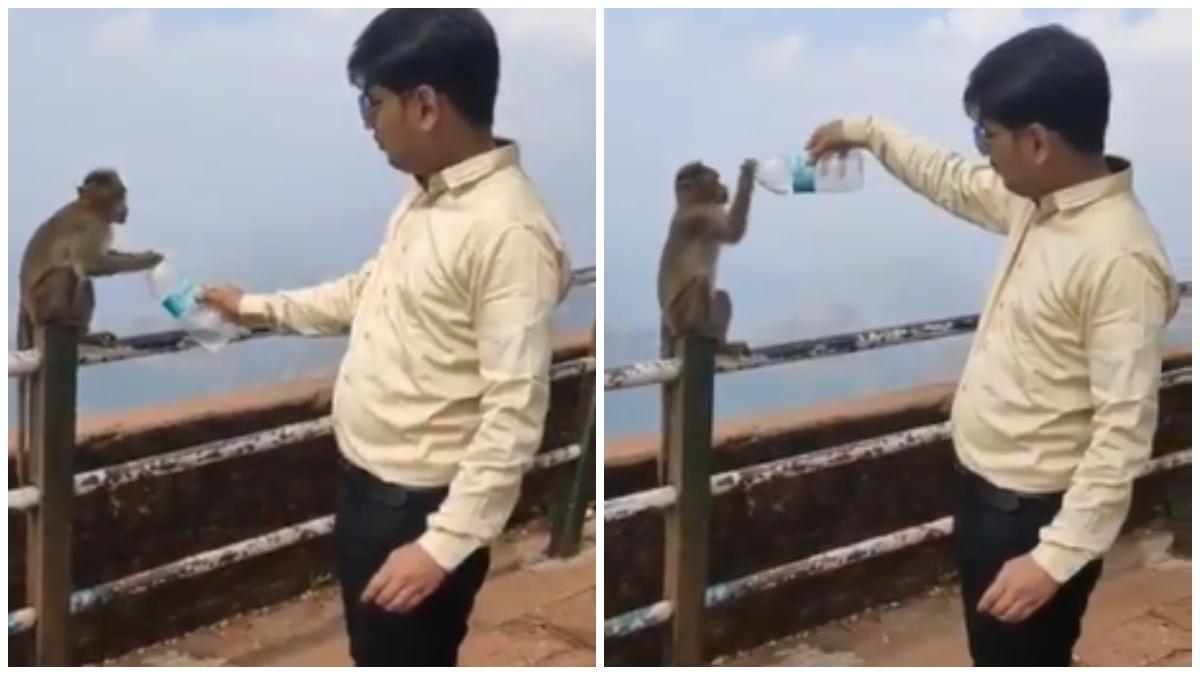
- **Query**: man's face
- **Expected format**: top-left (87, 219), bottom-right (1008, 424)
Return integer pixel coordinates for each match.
top-left (974, 118), bottom-right (1052, 199)
top-left (359, 85), bottom-right (437, 175)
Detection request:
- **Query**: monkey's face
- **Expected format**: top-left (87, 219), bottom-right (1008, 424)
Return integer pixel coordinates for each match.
top-left (108, 186), bottom-right (129, 224)
top-left (714, 179), bottom-right (729, 204)
top-left (676, 166), bottom-right (728, 205)
top-left (80, 181), bottom-right (129, 224)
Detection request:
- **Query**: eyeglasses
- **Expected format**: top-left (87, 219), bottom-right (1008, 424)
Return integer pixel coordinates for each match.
top-left (973, 122), bottom-right (991, 156)
top-left (357, 91), bottom-right (375, 121)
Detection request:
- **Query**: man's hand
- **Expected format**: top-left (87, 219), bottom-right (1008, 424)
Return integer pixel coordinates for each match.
top-left (805, 120), bottom-right (866, 165)
top-left (197, 284), bottom-right (246, 325)
top-left (361, 543), bottom-right (448, 613)
top-left (978, 554), bottom-right (1061, 623)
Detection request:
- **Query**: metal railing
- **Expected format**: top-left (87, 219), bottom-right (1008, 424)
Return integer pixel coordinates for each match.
top-left (611, 450), bottom-right (1194, 639)
top-left (7, 264), bottom-right (596, 664)
top-left (603, 280), bottom-right (1192, 665)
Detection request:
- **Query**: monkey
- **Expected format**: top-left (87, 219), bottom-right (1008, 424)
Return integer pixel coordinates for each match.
top-left (655, 158), bottom-right (756, 485)
top-left (15, 168), bottom-right (162, 484)
top-left (18, 168), bottom-right (162, 345)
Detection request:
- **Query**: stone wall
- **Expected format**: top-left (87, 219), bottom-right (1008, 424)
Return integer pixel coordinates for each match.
top-left (603, 350), bottom-right (1191, 665)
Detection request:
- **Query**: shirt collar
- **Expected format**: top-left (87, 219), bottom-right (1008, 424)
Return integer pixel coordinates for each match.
top-left (418, 137), bottom-right (519, 197)
top-left (1037, 155), bottom-right (1132, 218)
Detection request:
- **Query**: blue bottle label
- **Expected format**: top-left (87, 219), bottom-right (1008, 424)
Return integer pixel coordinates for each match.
top-left (791, 154), bottom-right (815, 193)
top-left (162, 286), bottom-right (195, 318)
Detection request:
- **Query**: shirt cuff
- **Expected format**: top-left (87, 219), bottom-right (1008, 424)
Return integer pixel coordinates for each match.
top-left (841, 116), bottom-right (875, 145)
top-left (417, 529), bottom-right (480, 572)
top-left (237, 294), bottom-right (273, 324)
top-left (1030, 540), bottom-right (1094, 584)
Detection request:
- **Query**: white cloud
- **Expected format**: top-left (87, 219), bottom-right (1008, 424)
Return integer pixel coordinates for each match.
top-left (488, 8), bottom-right (595, 58)
top-left (95, 9), bottom-right (153, 55)
top-left (1067, 8), bottom-right (1190, 62)
top-left (919, 8), bottom-right (1025, 45)
top-left (637, 18), bottom-right (680, 55)
top-left (748, 32), bottom-right (805, 80)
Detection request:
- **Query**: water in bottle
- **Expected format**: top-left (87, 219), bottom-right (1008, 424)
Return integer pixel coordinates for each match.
top-left (755, 150), bottom-right (864, 195)
top-left (148, 261), bottom-right (239, 353)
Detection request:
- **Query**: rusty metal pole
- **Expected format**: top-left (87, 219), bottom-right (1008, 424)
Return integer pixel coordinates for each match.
top-left (662, 334), bottom-right (715, 666)
top-left (26, 324), bottom-right (77, 665)
top-left (547, 393), bottom-right (595, 558)
top-left (549, 324), bottom-right (597, 558)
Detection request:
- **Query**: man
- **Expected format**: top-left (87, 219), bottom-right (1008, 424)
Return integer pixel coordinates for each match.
top-left (200, 9), bottom-right (569, 666)
top-left (806, 24), bottom-right (1177, 666)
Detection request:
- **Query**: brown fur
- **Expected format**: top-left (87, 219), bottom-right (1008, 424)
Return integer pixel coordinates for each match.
top-left (15, 169), bottom-right (161, 484)
top-left (655, 159), bottom-right (756, 484)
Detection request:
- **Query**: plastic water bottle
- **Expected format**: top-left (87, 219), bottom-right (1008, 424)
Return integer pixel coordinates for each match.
top-left (755, 150), bottom-right (864, 194)
top-left (148, 261), bottom-right (239, 353)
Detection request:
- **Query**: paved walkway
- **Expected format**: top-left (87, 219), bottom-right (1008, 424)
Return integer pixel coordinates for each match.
top-left (105, 519), bottom-right (596, 667)
top-left (719, 526), bottom-right (1190, 667)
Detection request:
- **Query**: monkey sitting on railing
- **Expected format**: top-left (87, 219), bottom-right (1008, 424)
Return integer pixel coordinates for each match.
top-left (655, 158), bottom-right (757, 484)
top-left (15, 168), bottom-right (163, 483)
top-left (18, 168), bottom-right (163, 348)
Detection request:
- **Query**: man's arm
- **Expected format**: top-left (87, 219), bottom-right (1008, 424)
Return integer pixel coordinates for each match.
top-left (820, 116), bottom-right (1023, 235)
top-left (416, 223), bottom-right (566, 571)
top-left (236, 255), bottom-right (379, 336)
top-left (1030, 253), bottom-right (1174, 582)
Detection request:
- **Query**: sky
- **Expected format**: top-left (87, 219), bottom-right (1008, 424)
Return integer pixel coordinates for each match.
top-left (7, 8), bottom-right (596, 416)
top-left (604, 8), bottom-right (1192, 436)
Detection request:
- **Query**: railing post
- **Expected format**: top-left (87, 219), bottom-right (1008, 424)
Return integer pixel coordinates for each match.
top-left (26, 324), bottom-right (77, 665)
top-left (549, 326), bottom-right (597, 558)
top-left (662, 334), bottom-right (715, 666)
top-left (1165, 467), bottom-right (1191, 557)
top-left (547, 392), bottom-right (595, 558)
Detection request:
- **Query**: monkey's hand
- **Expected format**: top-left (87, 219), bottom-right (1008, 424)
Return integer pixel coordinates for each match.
top-left (139, 251), bottom-right (165, 268)
top-left (92, 250), bottom-right (165, 275)
top-left (739, 158), bottom-right (758, 187)
top-left (805, 120), bottom-right (866, 165)
top-left (197, 284), bottom-right (247, 325)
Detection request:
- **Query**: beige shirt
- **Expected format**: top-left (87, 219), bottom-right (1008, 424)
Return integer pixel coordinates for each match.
top-left (844, 116), bottom-right (1178, 583)
top-left (239, 141), bottom-right (570, 571)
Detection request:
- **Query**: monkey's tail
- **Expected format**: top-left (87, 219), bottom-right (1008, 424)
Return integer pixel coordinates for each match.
top-left (15, 307), bottom-right (33, 487)
top-left (658, 320), bottom-right (674, 486)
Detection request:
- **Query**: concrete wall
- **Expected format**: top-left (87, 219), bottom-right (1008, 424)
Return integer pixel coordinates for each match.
top-left (603, 350), bottom-right (1191, 665)
top-left (8, 333), bottom-right (594, 666)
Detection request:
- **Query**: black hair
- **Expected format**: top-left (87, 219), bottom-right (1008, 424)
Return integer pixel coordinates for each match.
top-left (347, 9), bottom-right (499, 128)
top-left (963, 24), bottom-right (1110, 154)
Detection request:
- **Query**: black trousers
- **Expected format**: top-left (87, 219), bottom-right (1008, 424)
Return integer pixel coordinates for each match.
top-left (335, 461), bottom-right (490, 666)
top-left (954, 466), bottom-right (1103, 667)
